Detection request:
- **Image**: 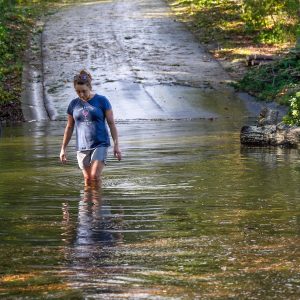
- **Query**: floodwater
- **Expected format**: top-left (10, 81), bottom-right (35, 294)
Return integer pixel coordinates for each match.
top-left (0, 89), bottom-right (300, 299)
top-left (2, 0), bottom-right (300, 297)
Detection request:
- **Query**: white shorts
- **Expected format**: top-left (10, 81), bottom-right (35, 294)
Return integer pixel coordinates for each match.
top-left (77, 147), bottom-right (108, 170)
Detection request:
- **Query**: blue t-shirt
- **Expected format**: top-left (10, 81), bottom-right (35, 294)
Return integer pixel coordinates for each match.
top-left (67, 94), bottom-right (112, 151)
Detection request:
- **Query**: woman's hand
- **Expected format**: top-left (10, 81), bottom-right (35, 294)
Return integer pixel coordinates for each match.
top-left (106, 110), bottom-right (122, 161)
top-left (60, 116), bottom-right (74, 164)
top-left (60, 149), bottom-right (67, 164)
top-left (114, 144), bottom-right (122, 161)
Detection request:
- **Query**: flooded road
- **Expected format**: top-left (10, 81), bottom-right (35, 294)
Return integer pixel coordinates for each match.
top-left (1, 0), bottom-right (300, 298)
top-left (1, 110), bottom-right (300, 298)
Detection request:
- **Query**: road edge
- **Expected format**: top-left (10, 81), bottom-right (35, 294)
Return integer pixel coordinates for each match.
top-left (21, 20), bottom-right (56, 122)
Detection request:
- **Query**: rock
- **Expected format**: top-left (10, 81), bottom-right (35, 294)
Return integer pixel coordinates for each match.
top-left (257, 107), bottom-right (278, 126)
top-left (240, 108), bottom-right (300, 147)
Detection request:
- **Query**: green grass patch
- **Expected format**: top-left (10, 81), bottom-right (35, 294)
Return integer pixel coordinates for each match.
top-left (235, 53), bottom-right (300, 103)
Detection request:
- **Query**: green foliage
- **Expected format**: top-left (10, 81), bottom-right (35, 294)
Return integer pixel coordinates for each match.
top-left (236, 54), bottom-right (300, 103)
top-left (283, 92), bottom-right (300, 126)
top-left (171, 0), bottom-right (298, 46)
top-left (242, 0), bottom-right (300, 43)
top-left (196, 0), bottom-right (223, 7)
top-left (0, 0), bottom-right (48, 120)
top-left (172, 0), bottom-right (243, 45)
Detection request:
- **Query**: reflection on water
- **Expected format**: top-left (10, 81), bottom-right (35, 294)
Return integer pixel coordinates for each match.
top-left (71, 187), bottom-right (123, 247)
top-left (0, 117), bottom-right (299, 298)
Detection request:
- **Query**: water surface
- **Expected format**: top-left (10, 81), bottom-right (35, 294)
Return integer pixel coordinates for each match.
top-left (4, 0), bottom-right (299, 297)
top-left (0, 109), bottom-right (299, 298)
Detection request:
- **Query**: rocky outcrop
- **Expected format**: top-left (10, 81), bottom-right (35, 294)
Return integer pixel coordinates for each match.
top-left (240, 108), bottom-right (300, 147)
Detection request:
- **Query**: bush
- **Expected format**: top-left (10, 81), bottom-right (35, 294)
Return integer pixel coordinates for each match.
top-left (0, 2), bottom-right (38, 120)
top-left (236, 53), bottom-right (300, 103)
top-left (242, 0), bottom-right (300, 44)
top-left (283, 92), bottom-right (300, 126)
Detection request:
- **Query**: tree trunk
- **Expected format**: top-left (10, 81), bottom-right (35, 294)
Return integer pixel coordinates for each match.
top-left (246, 54), bottom-right (275, 67)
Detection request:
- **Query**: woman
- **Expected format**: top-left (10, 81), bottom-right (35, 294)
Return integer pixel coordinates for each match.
top-left (60, 70), bottom-right (121, 186)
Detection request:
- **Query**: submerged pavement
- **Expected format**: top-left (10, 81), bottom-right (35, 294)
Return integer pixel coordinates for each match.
top-left (35, 0), bottom-right (233, 121)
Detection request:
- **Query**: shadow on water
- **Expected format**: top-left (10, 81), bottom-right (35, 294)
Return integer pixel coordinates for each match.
top-left (0, 91), bottom-right (300, 298)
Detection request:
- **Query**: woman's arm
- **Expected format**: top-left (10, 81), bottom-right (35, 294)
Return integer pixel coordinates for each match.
top-left (60, 115), bottom-right (75, 163)
top-left (106, 109), bottom-right (122, 161)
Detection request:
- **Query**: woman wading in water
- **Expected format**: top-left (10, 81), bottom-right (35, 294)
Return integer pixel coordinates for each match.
top-left (60, 70), bottom-right (121, 187)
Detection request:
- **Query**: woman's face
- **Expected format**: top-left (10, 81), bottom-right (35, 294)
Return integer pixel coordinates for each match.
top-left (75, 84), bottom-right (92, 101)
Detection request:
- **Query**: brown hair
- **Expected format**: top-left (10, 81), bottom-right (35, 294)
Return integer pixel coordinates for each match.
top-left (73, 70), bottom-right (92, 89)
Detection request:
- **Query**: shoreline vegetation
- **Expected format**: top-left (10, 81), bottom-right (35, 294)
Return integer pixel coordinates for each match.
top-left (0, 1), bottom-right (48, 122)
top-left (167, 0), bottom-right (300, 124)
top-left (0, 0), bottom-right (299, 123)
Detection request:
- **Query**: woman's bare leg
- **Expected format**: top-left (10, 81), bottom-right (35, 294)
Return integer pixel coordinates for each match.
top-left (90, 160), bottom-right (105, 188)
top-left (82, 166), bottom-right (92, 187)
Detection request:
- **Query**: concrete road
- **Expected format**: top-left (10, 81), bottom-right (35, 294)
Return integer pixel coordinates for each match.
top-left (37, 0), bottom-right (233, 121)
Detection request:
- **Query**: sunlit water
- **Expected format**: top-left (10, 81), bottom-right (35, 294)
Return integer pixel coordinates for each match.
top-left (0, 101), bottom-right (300, 298)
